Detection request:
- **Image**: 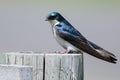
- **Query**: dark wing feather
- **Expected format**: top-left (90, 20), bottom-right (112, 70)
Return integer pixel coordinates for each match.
top-left (88, 41), bottom-right (117, 57)
top-left (57, 30), bottom-right (117, 63)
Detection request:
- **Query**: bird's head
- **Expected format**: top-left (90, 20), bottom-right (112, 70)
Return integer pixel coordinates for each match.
top-left (45, 12), bottom-right (64, 22)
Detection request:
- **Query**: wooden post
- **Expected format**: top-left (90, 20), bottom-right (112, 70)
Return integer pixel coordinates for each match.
top-left (6, 52), bottom-right (44, 80)
top-left (5, 52), bottom-right (83, 80)
top-left (0, 64), bottom-right (32, 80)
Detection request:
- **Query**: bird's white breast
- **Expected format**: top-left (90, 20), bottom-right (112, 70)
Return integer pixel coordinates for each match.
top-left (49, 20), bottom-right (80, 52)
top-left (53, 27), bottom-right (79, 52)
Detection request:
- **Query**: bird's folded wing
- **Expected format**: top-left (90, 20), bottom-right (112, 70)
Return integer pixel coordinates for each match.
top-left (57, 30), bottom-right (117, 63)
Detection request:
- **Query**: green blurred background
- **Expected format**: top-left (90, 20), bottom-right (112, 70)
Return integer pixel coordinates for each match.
top-left (0, 0), bottom-right (120, 80)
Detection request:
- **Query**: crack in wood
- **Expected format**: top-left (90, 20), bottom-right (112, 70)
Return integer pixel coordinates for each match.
top-left (43, 54), bottom-right (45, 80)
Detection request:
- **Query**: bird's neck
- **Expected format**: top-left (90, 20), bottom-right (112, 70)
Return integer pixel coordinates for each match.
top-left (49, 20), bottom-right (60, 27)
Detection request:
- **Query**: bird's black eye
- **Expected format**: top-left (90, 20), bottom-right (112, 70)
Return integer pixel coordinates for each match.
top-left (47, 15), bottom-right (57, 20)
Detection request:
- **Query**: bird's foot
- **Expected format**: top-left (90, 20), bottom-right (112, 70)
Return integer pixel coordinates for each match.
top-left (52, 51), bottom-right (67, 54)
top-left (68, 50), bottom-right (79, 54)
top-left (51, 50), bottom-right (80, 54)
top-left (56, 50), bottom-right (80, 54)
top-left (53, 51), bottom-right (62, 53)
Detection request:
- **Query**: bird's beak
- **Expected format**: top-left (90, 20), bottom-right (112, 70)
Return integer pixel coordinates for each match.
top-left (45, 18), bottom-right (48, 21)
top-left (45, 16), bottom-right (49, 21)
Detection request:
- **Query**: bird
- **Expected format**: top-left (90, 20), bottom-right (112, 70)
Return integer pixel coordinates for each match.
top-left (45, 12), bottom-right (117, 64)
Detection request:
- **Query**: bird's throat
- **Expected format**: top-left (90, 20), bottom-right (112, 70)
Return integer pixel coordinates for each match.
top-left (49, 20), bottom-right (60, 27)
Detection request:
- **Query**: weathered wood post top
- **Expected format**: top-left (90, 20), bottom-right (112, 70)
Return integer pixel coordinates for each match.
top-left (5, 52), bottom-right (84, 80)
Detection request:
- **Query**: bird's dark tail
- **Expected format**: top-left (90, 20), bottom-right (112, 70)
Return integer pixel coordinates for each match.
top-left (88, 41), bottom-right (117, 64)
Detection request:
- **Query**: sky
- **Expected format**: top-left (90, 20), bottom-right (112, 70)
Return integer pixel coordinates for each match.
top-left (0, 0), bottom-right (120, 80)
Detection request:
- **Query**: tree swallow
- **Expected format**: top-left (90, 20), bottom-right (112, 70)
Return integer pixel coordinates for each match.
top-left (46, 12), bottom-right (117, 64)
